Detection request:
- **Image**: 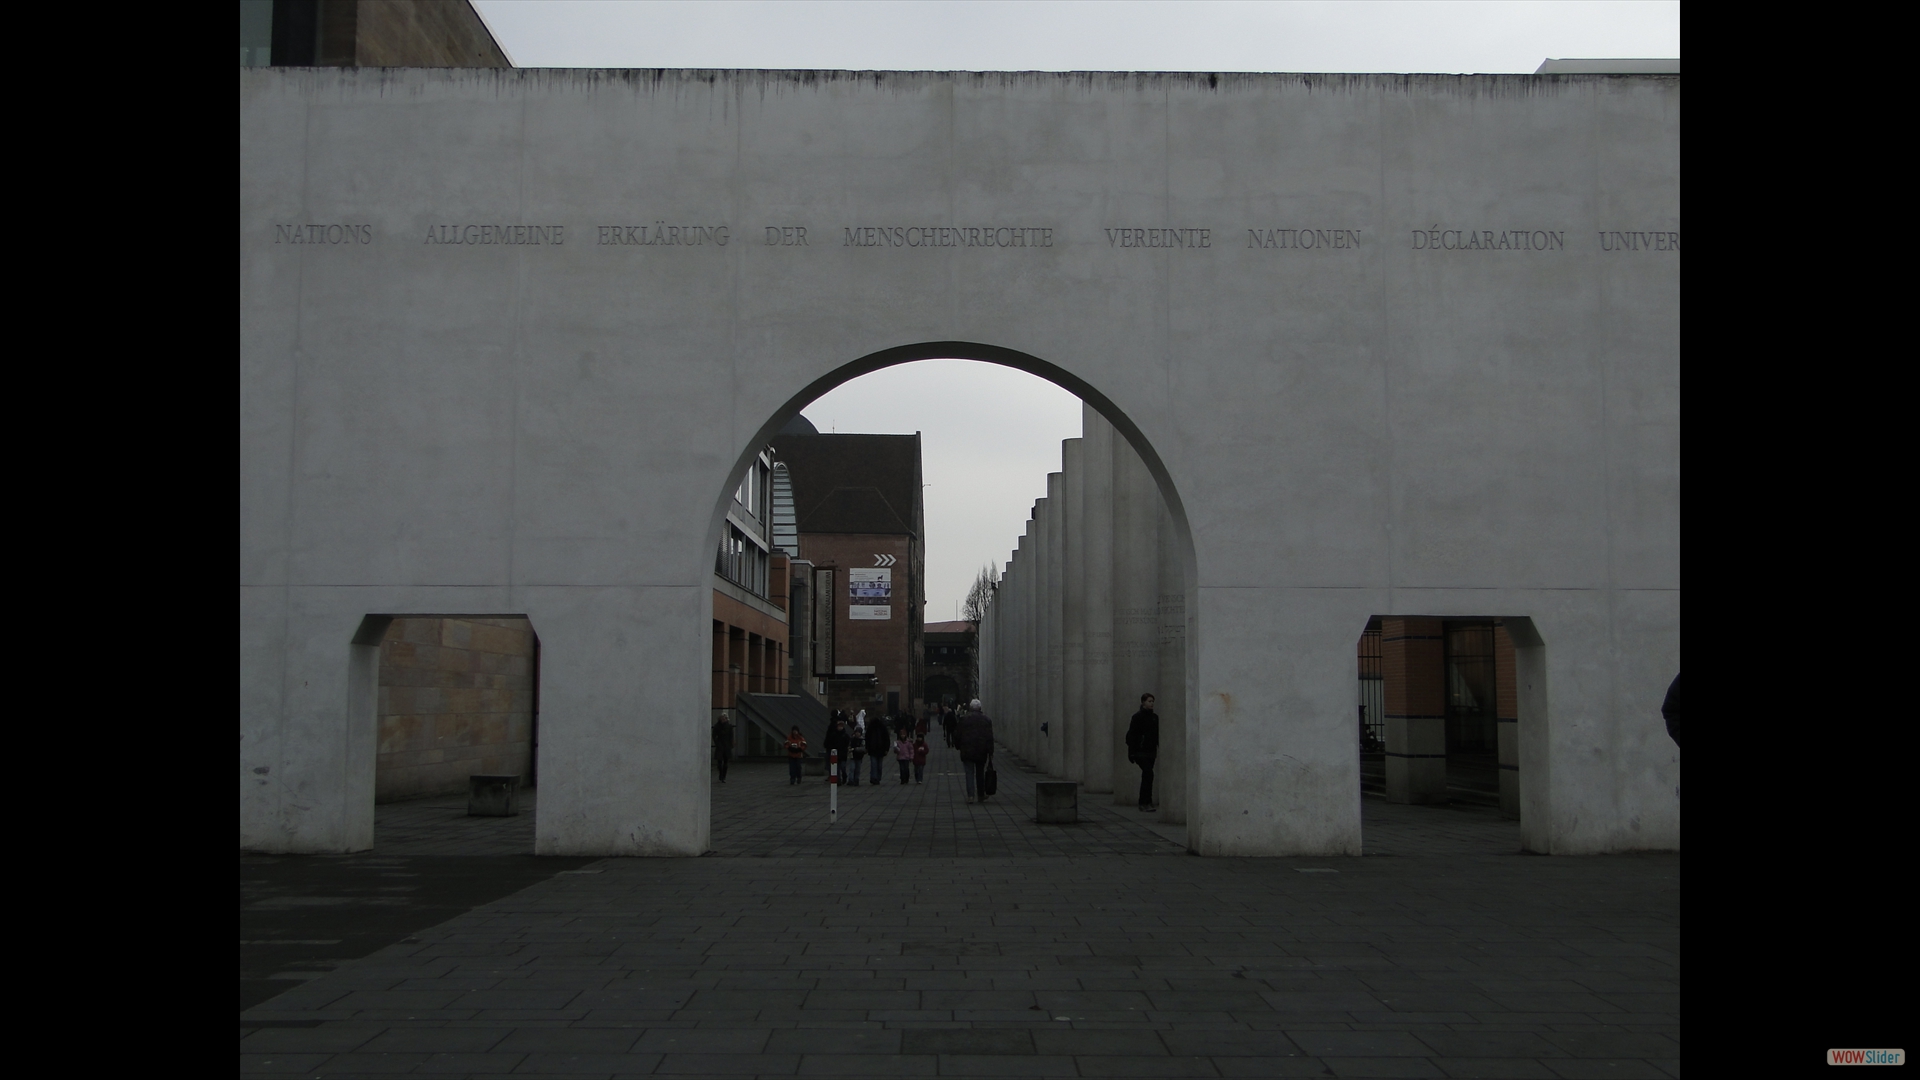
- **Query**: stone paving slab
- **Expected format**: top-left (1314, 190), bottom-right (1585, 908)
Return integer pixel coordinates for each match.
top-left (244, 742), bottom-right (1675, 1078)
top-left (243, 850), bottom-right (1677, 1077)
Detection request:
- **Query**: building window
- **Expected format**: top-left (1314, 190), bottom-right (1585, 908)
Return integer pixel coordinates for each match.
top-left (715, 523), bottom-right (770, 598)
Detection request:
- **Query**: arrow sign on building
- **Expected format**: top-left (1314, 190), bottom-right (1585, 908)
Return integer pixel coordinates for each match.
top-left (873, 554), bottom-right (895, 567)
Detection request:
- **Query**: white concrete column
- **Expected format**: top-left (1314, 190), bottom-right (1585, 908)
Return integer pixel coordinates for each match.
top-left (1042, 474), bottom-right (1065, 777)
top-left (1110, 435), bottom-right (1159, 805)
top-left (1061, 438), bottom-right (1086, 784)
top-left (1018, 526), bottom-right (1036, 761)
top-left (1033, 493), bottom-right (1052, 771)
top-left (1080, 405), bottom-right (1115, 794)
top-left (1156, 496), bottom-right (1188, 825)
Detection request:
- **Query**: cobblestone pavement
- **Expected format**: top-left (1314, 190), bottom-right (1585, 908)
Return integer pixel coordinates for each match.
top-left (712, 744), bottom-right (1186, 857)
top-left (243, 743), bottom-right (1678, 1078)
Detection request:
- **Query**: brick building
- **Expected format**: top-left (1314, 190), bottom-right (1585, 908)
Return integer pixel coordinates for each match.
top-left (770, 428), bottom-right (925, 719)
top-left (712, 446), bottom-right (795, 757)
top-left (922, 620), bottom-right (978, 708)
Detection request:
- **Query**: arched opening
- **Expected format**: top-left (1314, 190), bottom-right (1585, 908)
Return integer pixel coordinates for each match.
top-left (702, 343), bottom-right (1198, 854)
top-left (1354, 615), bottom-right (1547, 855)
top-left (346, 613), bottom-right (543, 856)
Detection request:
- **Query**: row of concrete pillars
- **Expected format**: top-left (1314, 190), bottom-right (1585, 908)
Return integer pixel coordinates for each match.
top-left (977, 404), bottom-right (1191, 819)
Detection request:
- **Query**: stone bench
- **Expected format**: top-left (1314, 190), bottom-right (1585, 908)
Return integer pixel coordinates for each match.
top-left (1035, 781), bottom-right (1078, 824)
top-left (468, 774), bottom-right (521, 817)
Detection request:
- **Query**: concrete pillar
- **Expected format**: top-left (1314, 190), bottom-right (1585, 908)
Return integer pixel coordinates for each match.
top-left (1383, 617), bottom-right (1447, 804)
top-left (1495, 621), bottom-right (1519, 819)
top-left (1061, 438), bottom-right (1086, 783)
top-left (1034, 492), bottom-right (1052, 772)
top-left (1018, 526), bottom-right (1036, 761)
top-left (1110, 434), bottom-right (1159, 805)
top-left (1043, 474), bottom-right (1065, 777)
top-left (1080, 405), bottom-right (1115, 794)
top-left (1155, 495), bottom-right (1188, 824)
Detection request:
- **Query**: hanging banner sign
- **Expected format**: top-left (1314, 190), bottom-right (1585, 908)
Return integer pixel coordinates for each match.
top-left (848, 568), bottom-right (892, 600)
top-left (849, 604), bottom-right (892, 621)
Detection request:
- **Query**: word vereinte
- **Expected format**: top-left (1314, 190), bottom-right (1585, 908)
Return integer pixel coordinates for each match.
top-left (1107, 228), bottom-right (1211, 249)
top-left (842, 226), bottom-right (1053, 248)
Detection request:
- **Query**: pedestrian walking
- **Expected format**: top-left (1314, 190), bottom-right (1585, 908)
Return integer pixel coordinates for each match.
top-left (941, 705), bottom-right (955, 748)
top-left (894, 731), bottom-right (914, 784)
top-left (912, 734), bottom-right (929, 783)
top-left (824, 715), bottom-right (852, 787)
top-left (954, 698), bottom-right (996, 804)
top-left (848, 712), bottom-right (866, 786)
top-left (866, 710), bottom-right (891, 785)
top-left (915, 711), bottom-right (930, 738)
top-left (1126, 693), bottom-right (1160, 811)
top-left (784, 725), bottom-right (808, 784)
top-left (711, 712), bottom-right (735, 784)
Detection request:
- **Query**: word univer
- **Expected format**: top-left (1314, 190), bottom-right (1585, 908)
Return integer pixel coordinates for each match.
top-left (276, 223), bottom-right (372, 245)
top-left (424, 224), bottom-right (565, 246)
top-left (842, 226), bottom-right (1053, 248)
top-left (1412, 228), bottom-right (1564, 251)
top-left (598, 223), bottom-right (729, 247)
top-left (1599, 230), bottom-right (1680, 252)
top-left (1106, 228), bottom-right (1211, 249)
top-left (1246, 228), bottom-right (1361, 250)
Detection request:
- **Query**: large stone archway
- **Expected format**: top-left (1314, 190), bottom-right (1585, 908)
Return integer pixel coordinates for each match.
top-left (240, 68), bottom-right (1678, 857)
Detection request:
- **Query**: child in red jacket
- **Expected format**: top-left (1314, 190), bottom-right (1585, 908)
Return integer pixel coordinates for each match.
top-left (911, 736), bottom-right (930, 784)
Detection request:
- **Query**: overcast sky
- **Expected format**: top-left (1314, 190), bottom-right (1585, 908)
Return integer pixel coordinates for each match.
top-left (469, 1), bottom-right (1679, 620)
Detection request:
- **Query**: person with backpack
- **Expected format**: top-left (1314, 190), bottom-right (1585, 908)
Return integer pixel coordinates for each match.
top-left (953, 699), bottom-right (996, 804)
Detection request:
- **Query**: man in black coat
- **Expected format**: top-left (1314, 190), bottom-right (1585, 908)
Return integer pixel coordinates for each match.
top-left (1125, 693), bottom-right (1160, 812)
top-left (711, 713), bottom-right (735, 784)
top-left (865, 709), bottom-right (891, 786)
top-left (823, 717), bottom-right (852, 787)
top-left (953, 700), bottom-right (996, 804)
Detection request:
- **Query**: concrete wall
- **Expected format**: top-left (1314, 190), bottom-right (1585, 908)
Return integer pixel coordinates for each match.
top-left (240, 68), bottom-right (1679, 856)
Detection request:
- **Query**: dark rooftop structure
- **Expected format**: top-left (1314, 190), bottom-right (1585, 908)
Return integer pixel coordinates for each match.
top-left (770, 433), bottom-right (924, 537)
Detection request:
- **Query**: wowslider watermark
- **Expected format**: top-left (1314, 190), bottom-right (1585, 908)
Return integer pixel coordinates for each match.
top-left (1828, 1049), bottom-right (1904, 1065)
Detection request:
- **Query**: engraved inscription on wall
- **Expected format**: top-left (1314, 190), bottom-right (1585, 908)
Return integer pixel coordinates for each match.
top-left (1598, 230), bottom-right (1679, 251)
top-left (1106, 228), bottom-right (1211, 249)
top-left (841, 226), bottom-right (1053, 248)
top-left (1411, 228), bottom-right (1564, 251)
top-left (597, 223), bottom-right (729, 247)
top-left (1246, 228), bottom-right (1361, 250)
top-left (764, 226), bottom-right (810, 246)
top-left (275, 223), bottom-right (372, 245)
top-left (424, 224), bottom-right (565, 246)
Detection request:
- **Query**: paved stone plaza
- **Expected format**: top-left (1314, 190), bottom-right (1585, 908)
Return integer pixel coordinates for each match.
top-left (242, 744), bottom-right (1679, 1078)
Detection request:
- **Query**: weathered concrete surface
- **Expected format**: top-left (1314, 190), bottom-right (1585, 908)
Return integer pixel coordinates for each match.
top-left (240, 68), bottom-right (1678, 857)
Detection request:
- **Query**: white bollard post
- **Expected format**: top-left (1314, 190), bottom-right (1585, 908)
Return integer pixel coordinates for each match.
top-left (828, 748), bottom-right (839, 823)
